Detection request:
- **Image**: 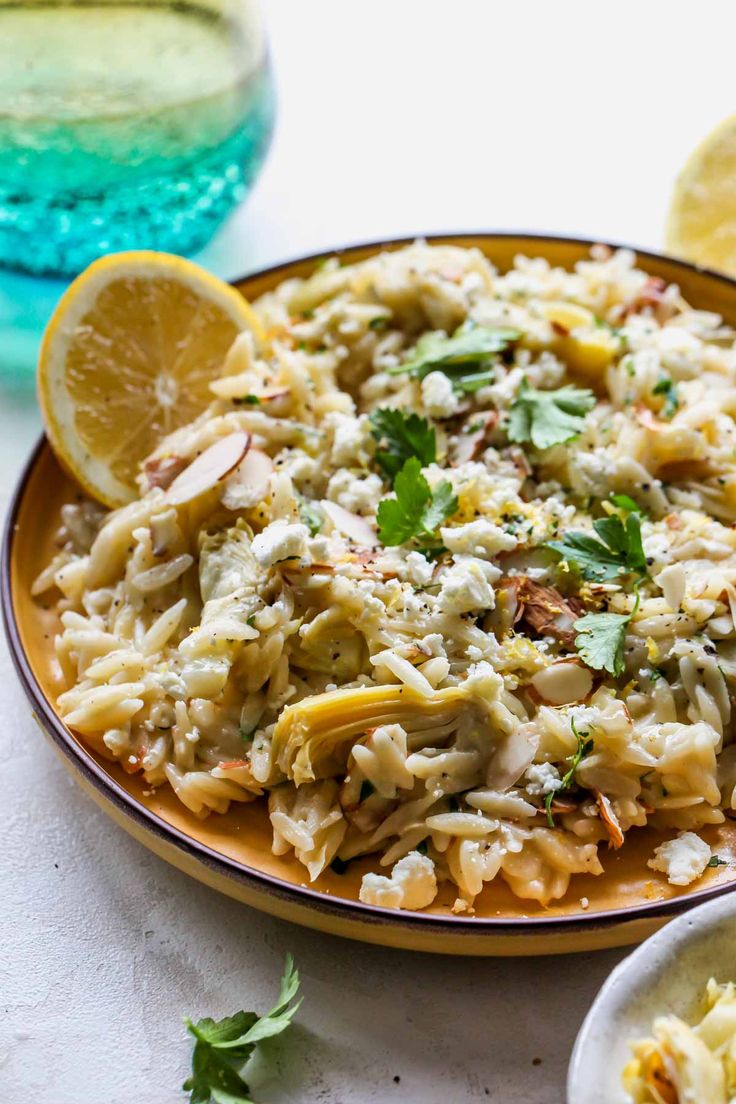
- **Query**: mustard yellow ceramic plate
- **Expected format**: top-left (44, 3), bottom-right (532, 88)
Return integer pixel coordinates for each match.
top-left (5, 234), bottom-right (736, 956)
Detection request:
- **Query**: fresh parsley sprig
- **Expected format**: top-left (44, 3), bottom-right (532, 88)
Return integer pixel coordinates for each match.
top-left (547, 509), bottom-right (648, 582)
top-left (507, 379), bottom-right (596, 450)
top-left (183, 955), bottom-right (302, 1104)
top-left (545, 718), bottom-right (594, 826)
top-left (573, 587), bottom-right (641, 677)
top-left (377, 456), bottom-right (458, 546)
top-left (387, 321), bottom-right (520, 393)
top-left (573, 610), bottom-right (631, 677)
top-left (368, 407), bottom-right (436, 482)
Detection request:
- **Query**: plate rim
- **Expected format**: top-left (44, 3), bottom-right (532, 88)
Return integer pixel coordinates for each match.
top-left (6, 229), bottom-right (736, 941)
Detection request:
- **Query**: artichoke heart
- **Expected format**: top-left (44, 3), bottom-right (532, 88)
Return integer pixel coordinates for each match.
top-left (271, 683), bottom-right (484, 785)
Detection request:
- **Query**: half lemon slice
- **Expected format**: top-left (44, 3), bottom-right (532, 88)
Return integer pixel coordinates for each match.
top-left (666, 114), bottom-right (736, 276)
top-left (38, 250), bottom-right (264, 507)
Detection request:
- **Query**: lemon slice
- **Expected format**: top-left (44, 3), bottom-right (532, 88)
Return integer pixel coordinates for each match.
top-left (666, 114), bottom-right (736, 276)
top-left (38, 250), bottom-right (265, 508)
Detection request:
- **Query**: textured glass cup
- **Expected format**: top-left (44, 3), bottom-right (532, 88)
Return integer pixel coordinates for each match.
top-left (0, 0), bottom-right (275, 276)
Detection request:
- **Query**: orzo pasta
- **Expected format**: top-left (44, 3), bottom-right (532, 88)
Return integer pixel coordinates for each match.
top-left (35, 242), bottom-right (736, 912)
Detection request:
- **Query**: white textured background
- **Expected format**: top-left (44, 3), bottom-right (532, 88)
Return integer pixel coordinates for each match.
top-left (3, 2), bottom-right (736, 1100)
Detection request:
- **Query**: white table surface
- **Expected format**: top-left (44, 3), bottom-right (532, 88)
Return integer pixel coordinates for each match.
top-left (3, 1), bottom-right (736, 1100)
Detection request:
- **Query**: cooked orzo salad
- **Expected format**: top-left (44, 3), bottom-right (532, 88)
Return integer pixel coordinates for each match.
top-left (35, 241), bottom-right (736, 912)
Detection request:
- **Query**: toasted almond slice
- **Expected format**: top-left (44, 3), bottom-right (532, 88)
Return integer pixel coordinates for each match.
top-left (222, 443), bottom-right (274, 505)
top-left (531, 662), bottom-right (593, 705)
top-left (321, 501), bottom-right (378, 546)
top-left (167, 432), bottom-right (251, 506)
top-left (594, 788), bottom-right (625, 849)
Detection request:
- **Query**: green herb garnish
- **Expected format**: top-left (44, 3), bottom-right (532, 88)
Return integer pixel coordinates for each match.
top-left (368, 408), bottom-right (436, 482)
top-left (545, 718), bottom-right (594, 826)
top-left (183, 955), bottom-right (301, 1104)
top-left (387, 321), bottom-right (520, 391)
top-left (708, 855), bottom-right (728, 868)
top-left (547, 509), bottom-right (648, 582)
top-left (573, 611), bottom-right (631, 677)
top-left (609, 493), bottom-right (641, 514)
top-left (377, 457), bottom-right (457, 547)
top-left (507, 379), bottom-right (596, 449)
top-left (653, 375), bottom-right (679, 419)
top-left (297, 497), bottom-right (323, 536)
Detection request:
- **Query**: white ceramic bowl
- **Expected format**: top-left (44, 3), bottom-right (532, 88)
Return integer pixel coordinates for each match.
top-left (568, 893), bottom-right (736, 1103)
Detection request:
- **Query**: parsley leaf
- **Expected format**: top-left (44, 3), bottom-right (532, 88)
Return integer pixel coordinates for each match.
top-left (652, 375), bottom-right (679, 419)
top-left (369, 408), bottom-right (436, 482)
top-left (297, 496), bottom-right (322, 536)
top-left (573, 611), bottom-right (631, 677)
top-left (183, 955), bottom-right (301, 1104)
top-left (545, 718), bottom-right (594, 826)
top-left (377, 457), bottom-right (458, 546)
top-left (547, 510), bottom-right (648, 582)
top-left (507, 379), bottom-right (596, 449)
top-left (708, 855), bottom-right (728, 868)
top-left (609, 493), bottom-right (642, 514)
top-left (387, 321), bottom-right (520, 390)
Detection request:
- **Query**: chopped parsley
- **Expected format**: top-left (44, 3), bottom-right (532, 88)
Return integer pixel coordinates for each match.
top-left (653, 375), bottom-right (679, 419)
top-left (368, 407), bottom-right (436, 482)
top-left (573, 610), bottom-right (631, 677)
top-left (387, 321), bottom-right (520, 392)
top-left (377, 457), bottom-right (458, 546)
top-left (507, 379), bottom-right (596, 449)
top-left (297, 496), bottom-right (323, 536)
top-left (545, 718), bottom-right (594, 826)
top-left (609, 493), bottom-right (642, 514)
top-left (708, 855), bottom-right (728, 868)
top-left (183, 955), bottom-right (301, 1104)
top-left (547, 508), bottom-right (648, 582)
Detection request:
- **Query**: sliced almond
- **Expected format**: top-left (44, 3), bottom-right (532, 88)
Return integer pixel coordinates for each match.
top-left (321, 501), bottom-right (377, 546)
top-left (531, 662), bottom-right (593, 705)
top-left (223, 447), bottom-right (274, 510)
top-left (167, 432), bottom-right (251, 506)
top-left (594, 788), bottom-right (625, 849)
top-left (143, 454), bottom-right (187, 491)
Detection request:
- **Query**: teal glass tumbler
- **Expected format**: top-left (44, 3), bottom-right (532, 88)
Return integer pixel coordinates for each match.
top-left (0, 0), bottom-right (275, 277)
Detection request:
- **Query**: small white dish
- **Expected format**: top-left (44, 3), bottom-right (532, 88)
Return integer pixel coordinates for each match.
top-left (567, 893), bottom-right (736, 1103)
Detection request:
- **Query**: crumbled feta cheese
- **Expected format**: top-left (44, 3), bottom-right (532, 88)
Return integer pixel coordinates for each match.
top-left (359, 851), bottom-right (438, 910)
top-left (421, 371), bottom-right (460, 419)
top-left (648, 832), bottom-right (711, 886)
top-left (523, 762), bottom-right (563, 797)
top-left (437, 556), bottom-right (500, 613)
top-left (326, 412), bottom-right (373, 467)
top-left (405, 550), bottom-right (435, 587)
top-left (440, 519), bottom-right (517, 557)
top-left (326, 470), bottom-right (383, 515)
top-left (308, 534), bottom-right (331, 561)
top-left (642, 529), bottom-right (670, 564)
top-left (251, 521), bottom-right (309, 567)
top-left (277, 448), bottom-right (322, 489)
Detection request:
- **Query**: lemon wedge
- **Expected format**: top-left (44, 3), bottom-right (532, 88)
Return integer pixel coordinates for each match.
top-left (666, 114), bottom-right (736, 276)
top-left (37, 250), bottom-right (264, 508)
